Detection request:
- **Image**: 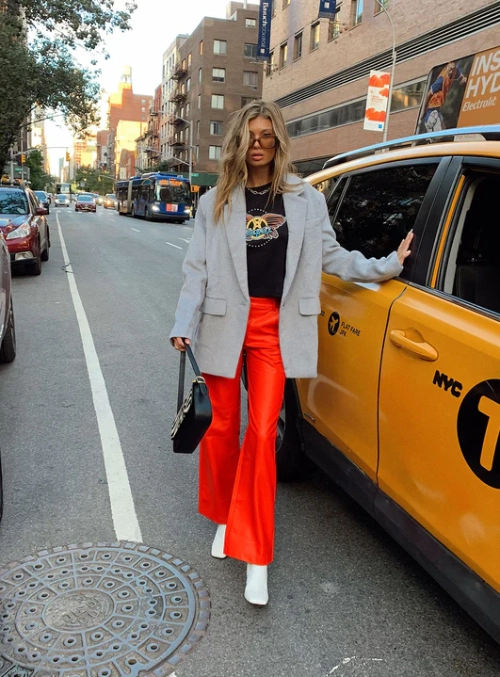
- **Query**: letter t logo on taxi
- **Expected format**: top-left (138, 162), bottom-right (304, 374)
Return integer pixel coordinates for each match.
top-left (477, 396), bottom-right (500, 471)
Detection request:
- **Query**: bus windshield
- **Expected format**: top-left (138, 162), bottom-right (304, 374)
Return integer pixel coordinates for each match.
top-left (155, 180), bottom-right (190, 204)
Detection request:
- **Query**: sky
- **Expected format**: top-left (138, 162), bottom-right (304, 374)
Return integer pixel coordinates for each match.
top-left (46, 0), bottom-right (261, 174)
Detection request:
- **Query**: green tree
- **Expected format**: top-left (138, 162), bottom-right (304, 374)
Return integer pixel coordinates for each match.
top-left (25, 148), bottom-right (46, 190)
top-left (0, 0), bottom-right (136, 171)
top-left (75, 166), bottom-right (114, 194)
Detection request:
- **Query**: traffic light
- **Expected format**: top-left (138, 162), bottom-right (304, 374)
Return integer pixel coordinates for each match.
top-left (20, 154), bottom-right (26, 164)
top-left (66, 151), bottom-right (71, 162)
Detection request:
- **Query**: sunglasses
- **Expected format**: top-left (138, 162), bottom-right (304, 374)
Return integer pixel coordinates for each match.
top-left (247, 134), bottom-right (278, 149)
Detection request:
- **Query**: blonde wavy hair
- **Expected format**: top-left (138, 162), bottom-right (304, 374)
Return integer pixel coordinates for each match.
top-left (213, 100), bottom-right (295, 223)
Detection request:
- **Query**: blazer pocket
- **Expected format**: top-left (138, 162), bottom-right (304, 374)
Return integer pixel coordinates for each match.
top-left (299, 297), bottom-right (321, 315)
top-left (201, 296), bottom-right (227, 316)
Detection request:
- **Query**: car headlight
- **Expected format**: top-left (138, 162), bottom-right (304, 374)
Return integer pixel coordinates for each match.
top-left (6, 223), bottom-right (31, 239)
top-left (151, 205), bottom-right (160, 212)
top-left (184, 207), bottom-right (191, 213)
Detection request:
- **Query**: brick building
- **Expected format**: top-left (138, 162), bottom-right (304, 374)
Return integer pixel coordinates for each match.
top-left (107, 67), bottom-right (153, 179)
top-left (161, 2), bottom-right (263, 190)
top-left (265, 0), bottom-right (500, 174)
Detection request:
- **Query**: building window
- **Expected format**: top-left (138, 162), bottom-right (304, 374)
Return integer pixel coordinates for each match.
top-left (266, 50), bottom-right (275, 77)
top-left (186, 102), bottom-right (190, 116)
top-left (198, 94), bottom-right (201, 108)
top-left (351, 0), bottom-right (363, 26)
top-left (213, 39), bottom-right (227, 55)
top-left (187, 52), bottom-right (192, 67)
top-left (374, 0), bottom-right (388, 13)
top-left (245, 18), bottom-right (256, 27)
top-left (211, 94), bottom-right (225, 109)
top-left (196, 120), bottom-right (200, 138)
top-left (199, 68), bottom-right (203, 82)
top-left (244, 43), bottom-right (257, 58)
top-left (209, 145), bottom-right (222, 160)
top-left (210, 120), bottom-right (223, 135)
top-left (243, 71), bottom-right (258, 88)
top-left (182, 59), bottom-right (186, 69)
top-left (199, 40), bottom-right (203, 55)
top-left (279, 41), bottom-right (288, 68)
top-left (212, 67), bottom-right (226, 82)
top-left (141, 99), bottom-right (146, 104)
top-left (242, 96), bottom-right (258, 107)
top-left (186, 77), bottom-right (191, 92)
top-left (286, 80), bottom-right (425, 139)
top-left (310, 22), bottom-right (320, 50)
top-left (294, 32), bottom-right (303, 60)
top-left (328, 19), bottom-right (341, 41)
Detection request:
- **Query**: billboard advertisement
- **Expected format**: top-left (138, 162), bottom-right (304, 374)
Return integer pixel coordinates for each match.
top-left (416, 46), bottom-right (500, 134)
top-left (363, 70), bottom-right (391, 132)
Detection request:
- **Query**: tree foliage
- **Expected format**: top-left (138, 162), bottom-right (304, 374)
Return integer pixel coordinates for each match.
top-left (75, 166), bottom-right (114, 194)
top-left (0, 0), bottom-right (136, 170)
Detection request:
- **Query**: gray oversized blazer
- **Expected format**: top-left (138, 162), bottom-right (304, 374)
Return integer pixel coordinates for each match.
top-left (169, 174), bottom-right (403, 379)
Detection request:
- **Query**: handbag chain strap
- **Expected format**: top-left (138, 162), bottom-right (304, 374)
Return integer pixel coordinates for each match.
top-left (177, 344), bottom-right (206, 410)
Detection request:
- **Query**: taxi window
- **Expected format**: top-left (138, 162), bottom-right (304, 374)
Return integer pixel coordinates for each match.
top-left (443, 172), bottom-right (500, 316)
top-left (328, 163), bottom-right (438, 259)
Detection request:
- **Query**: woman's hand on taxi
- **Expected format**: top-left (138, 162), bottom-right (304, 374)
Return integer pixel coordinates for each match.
top-left (397, 230), bottom-right (414, 265)
top-left (172, 337), bottom-right (190, 351)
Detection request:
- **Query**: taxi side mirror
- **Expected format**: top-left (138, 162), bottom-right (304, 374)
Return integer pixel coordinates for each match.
top-left (36, 207), bottom-right (48, 216)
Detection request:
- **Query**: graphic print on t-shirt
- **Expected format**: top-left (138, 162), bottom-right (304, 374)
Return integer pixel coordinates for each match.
top-left (246, 211), bottom-right (287, 247)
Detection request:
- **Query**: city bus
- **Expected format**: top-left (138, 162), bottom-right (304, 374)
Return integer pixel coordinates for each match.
top-left (116, 172), bottom-right (191, 223)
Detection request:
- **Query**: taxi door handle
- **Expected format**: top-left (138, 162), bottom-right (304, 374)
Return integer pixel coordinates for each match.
top-left (389, 329), bottom-right (439, 361)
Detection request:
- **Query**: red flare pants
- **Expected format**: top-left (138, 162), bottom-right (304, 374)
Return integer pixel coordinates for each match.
top-left (198, 296), bottom-right (286, 565)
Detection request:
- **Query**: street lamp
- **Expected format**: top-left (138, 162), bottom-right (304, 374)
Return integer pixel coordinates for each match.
top-left (375, 0), bottom-right (396, 142)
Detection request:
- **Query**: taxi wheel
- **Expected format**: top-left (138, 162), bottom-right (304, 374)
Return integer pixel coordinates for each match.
top-left (276, 380), bottom-right (312, 482)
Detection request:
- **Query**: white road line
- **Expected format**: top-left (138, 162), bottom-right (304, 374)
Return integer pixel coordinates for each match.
top-left (178, 237), bottom-right (190, 243)
top-left (131, 228), bottom-right (141, 232)
top-left (166, 242), bottom-right (182, 249)
top-left (56, 213), bottom-right (142, 543)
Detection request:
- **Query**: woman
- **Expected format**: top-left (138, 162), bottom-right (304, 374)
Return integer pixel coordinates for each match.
top-left (170, 100), bottom-right (413, 607)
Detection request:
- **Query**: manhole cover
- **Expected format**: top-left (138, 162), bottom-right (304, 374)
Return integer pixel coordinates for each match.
top-left (0, 543), bottom-right (210, 676)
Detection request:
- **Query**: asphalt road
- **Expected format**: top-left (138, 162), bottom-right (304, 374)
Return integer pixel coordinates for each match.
top-left (0, 205), bottom-right (499, 677)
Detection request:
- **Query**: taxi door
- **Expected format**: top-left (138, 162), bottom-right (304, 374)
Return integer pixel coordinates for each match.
top-left (298, 159), bottom-right (447, 481)
top-left (378, 161), bottom-right (500, 594)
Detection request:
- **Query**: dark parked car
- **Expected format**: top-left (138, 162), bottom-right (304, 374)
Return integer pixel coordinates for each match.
top-left (75, 194), bottom-right (97, 212)
top-left (0, 185), bottom-right (50, 275)
top-left (33, 190), bottom-right (50, 214)
top-left (0, 226), bottom-right (16, 523)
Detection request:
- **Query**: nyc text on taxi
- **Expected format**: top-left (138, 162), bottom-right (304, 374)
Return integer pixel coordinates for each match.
top-left (276, 125), bottom-right (500, 644)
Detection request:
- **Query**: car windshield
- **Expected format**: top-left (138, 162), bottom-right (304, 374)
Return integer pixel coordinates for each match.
top-left (156, 182), bottom-right (190, 203)
top-left (57, 194), bottom-right (67, 200)
top-left (0, 191), bottom-right (29, 215)
top-left (106, 194), bottom-right (116, 199)
top-left (78, 195), bottom-right (93, 202)
top-left (34, 191), bottom-right (46, 199)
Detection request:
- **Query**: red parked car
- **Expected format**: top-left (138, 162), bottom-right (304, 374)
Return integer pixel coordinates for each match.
top-left (75, 193), bottom-right (97, 212)
top-left (0, 184), bottom-right (50, 276)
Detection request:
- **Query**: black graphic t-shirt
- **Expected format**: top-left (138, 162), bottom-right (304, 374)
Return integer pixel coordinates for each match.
top-left (245, 183), bottom-right (288, 298)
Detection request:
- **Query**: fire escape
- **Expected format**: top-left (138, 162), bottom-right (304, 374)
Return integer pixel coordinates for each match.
top-left (166, 61), bottom-right (190, 174)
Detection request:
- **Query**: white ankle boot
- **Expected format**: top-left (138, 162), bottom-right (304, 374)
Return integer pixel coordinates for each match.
top-left (244, 564), bottom-right (268, 606)
top-left (211, 524), bottom-right (227, 559)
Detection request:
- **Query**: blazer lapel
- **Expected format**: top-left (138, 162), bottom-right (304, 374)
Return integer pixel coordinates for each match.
top-left (282, 182), bottom-right (307, 300)
top-left (224, 186), bottom-right (249, 299)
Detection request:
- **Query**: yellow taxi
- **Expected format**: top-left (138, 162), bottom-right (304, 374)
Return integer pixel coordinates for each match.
top-left (276, 125), bottom-right (500, 644)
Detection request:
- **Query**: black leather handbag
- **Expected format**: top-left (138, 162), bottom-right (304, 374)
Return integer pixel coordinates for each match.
top-left (171, 345), bottom-right (212, 454)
